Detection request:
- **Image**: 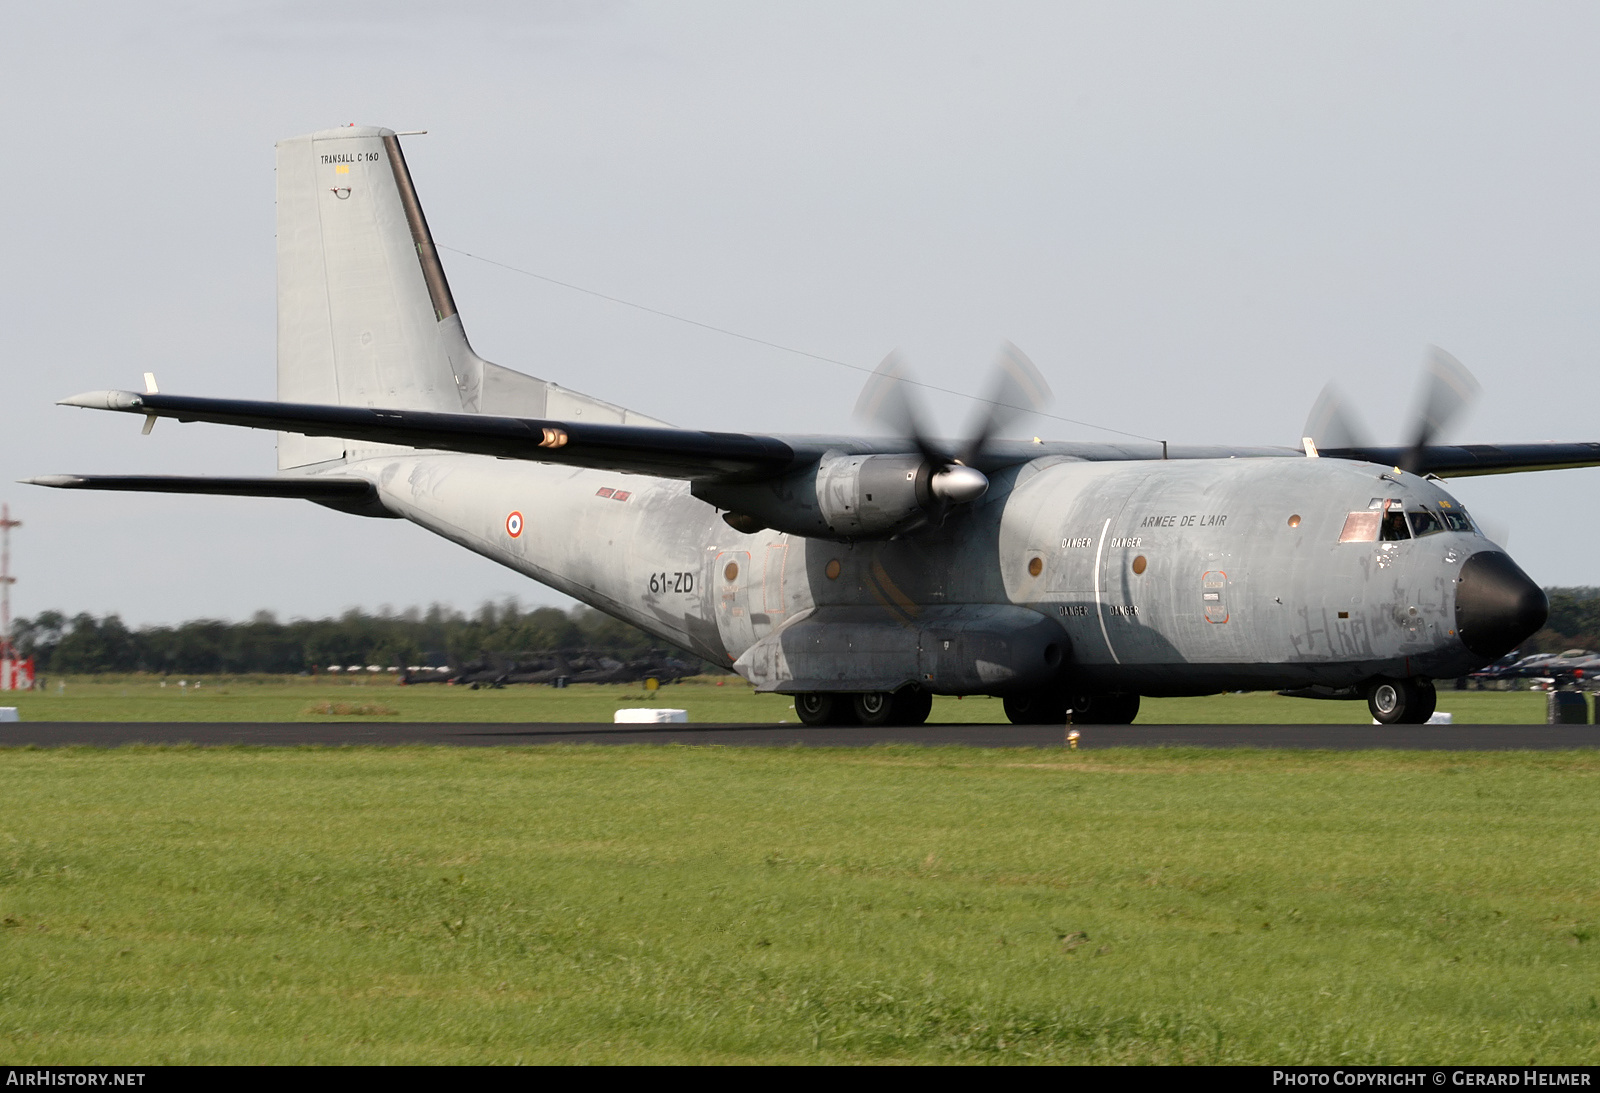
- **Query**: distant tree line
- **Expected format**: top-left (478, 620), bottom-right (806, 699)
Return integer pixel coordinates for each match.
top-left (14, 586), bottom-right (1600, 675)
top-left (10, 601), bottom-right (701, 675)
top-left (1533, 587), bottom-right (1600, 653)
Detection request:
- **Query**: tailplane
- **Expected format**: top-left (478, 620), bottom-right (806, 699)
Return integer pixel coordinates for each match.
top-left (275, 125), bottom-right (662, 469)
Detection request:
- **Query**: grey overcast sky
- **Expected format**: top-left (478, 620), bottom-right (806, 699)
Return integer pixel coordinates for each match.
top-left (3, 2), bottom-right (1600, 625)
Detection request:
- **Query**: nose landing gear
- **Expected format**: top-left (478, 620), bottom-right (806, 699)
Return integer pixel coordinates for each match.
top-left (1367, 677), bottom-right (1437, 724)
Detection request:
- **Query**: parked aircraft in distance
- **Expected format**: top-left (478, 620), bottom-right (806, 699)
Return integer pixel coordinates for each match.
top-left (34, 125), bottom-right (1586, 725)
top-left (1471, 649), bottom-right (1600, 687)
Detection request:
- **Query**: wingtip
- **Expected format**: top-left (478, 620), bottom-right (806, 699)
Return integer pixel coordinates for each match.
top-left (19, 475), bottom-right (84, 488)
top-left (58, 390), bottom-right (143, 411)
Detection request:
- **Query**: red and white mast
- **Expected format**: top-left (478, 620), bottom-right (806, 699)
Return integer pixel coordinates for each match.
top-left (0, 505), bottom-right (32, 691)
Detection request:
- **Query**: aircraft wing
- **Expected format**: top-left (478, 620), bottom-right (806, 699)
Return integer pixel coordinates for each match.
top-left (53, 390), bottom-right (1600, 482)
top-left (58, 391), bottom-right (801, 481)
top-left (1319, 443), bottom-right (1600, 477)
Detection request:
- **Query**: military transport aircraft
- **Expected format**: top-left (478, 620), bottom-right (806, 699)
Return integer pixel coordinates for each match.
top-left (28, 125), bottom-right (1586, 726)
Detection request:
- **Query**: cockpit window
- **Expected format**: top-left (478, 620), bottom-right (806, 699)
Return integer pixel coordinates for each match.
top-left (1437, 498), bottom-right (1476, 533)
top-left (1380, 500), bottom-right (1411, 541)
top-left (1407, 508), bottom-right (1444, 537)
top-left (1339, 511), bottom-right (1379, 542)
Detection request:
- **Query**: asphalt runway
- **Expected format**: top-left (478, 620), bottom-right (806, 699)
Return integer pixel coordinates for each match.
top-left (1, 721), bottom-right (1598, 749)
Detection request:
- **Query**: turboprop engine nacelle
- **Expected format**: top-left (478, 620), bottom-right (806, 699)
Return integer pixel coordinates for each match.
top-left (693, 453), bottom-right (987, 541)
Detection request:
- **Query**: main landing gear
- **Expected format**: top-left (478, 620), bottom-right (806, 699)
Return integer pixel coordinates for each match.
top-left (1002, 689), bottom-right (1141, 725)
top-left (795, 687), bottom-right (1143, 727)
top-left (794, 688), bottom-right (934, 727)
top-left (1366, 677), bottom-right (1437, 725)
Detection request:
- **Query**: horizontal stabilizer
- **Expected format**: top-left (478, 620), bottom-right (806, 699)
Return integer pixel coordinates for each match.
top-left (58, 391), bottom-right (798, 482)
top-left (23, 474), bottom-right (395, 518)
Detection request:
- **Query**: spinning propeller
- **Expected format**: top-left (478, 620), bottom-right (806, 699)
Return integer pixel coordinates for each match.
top-left (1303, 345), bottom-right (1481, 473)
top-left (854, 341), bottom-right (1053, 521)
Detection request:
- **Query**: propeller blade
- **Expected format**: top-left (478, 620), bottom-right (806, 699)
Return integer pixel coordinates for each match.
top-left (956, 341), bottom-right (1053, 467)
top-left (1302, 383), bottom-right (1372, 450)
top-left (1400, 346), bottom-right (1480, 472)
top-left (854, 351), bottom-right (947, 464)
top-left (1474, 508), bottom-right (1512, 550)
top-left (854, 343), bottom-right (1050, 522)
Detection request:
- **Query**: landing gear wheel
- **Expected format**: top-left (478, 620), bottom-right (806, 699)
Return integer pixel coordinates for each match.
top-left (795, 693), bottom-right (846, 726)
top-left (1070, 693), bottom-right (1141, 725)
top-left (852, 691), bottom-right (898, 727)
top-left (1003, 690), bottom-right (1069, 725)
top-left (890, 688), bottom-right (933, 726)
top-left (1366, 678), bottom-right (1437, 725)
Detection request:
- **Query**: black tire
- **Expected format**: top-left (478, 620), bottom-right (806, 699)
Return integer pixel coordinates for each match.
top-left (795, 692), bottom-right (843, 726)
top-left (1071, 693), bottom-right (1140, 725)
top-left (1367, 678), bottom-right (1437, 725)
top-left (852, 691), bottom-right (897, 727)
top-left (1003, 689), bottom-right (1069, 725)
top-left (890, 688), bottom-right (933, 726)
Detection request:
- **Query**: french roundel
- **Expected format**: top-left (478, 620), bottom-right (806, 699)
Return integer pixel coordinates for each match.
top-left (505, 511), bottom-right (523, 538)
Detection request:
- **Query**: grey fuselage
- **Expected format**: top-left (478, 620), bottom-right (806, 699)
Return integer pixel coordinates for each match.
top-left (364, 448), bottom-right (1495, 697)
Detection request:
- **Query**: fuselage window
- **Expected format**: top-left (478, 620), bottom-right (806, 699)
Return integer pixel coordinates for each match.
top-left (1439, 508), bottom-right (1474, 533)
top-left (1407, 508), bottom-right (1444, 537)
top-left (1379, 500), bottom-right (1411, 541)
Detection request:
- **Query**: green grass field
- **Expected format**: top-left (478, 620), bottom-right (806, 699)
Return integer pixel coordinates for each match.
top-left (0, 674), bottom-right (1558, 724)
top-left (1, 744), bottom-right (1598, 1063)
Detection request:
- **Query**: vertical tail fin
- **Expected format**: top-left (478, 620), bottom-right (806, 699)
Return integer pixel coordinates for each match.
top-left (276, 125), bottom-right (486, 467)
top-left (275, 125), bottom-right (666, 469)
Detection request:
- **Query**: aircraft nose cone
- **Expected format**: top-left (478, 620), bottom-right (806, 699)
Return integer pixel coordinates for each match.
top-left (1455, 551), bottom-right (1547, 660)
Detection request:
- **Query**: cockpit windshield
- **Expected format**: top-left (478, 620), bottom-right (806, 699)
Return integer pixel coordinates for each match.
top-left (1407, 508), bottom-right (1444, 537)
top-left (1340, 498), bottom-right (1476, 543)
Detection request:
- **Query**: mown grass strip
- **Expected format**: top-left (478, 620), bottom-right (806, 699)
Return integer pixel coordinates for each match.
top-left (0, 744), bottom-right (1596, 1063)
